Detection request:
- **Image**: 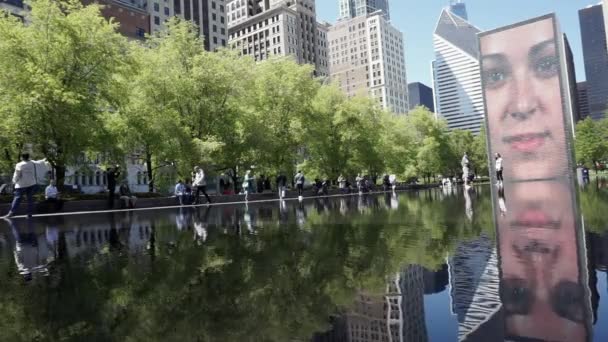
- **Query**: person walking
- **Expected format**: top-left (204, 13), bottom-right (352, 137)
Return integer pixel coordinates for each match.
top-left (193, 166), bottom-right (212, 205)
top-left (294, 171), bottom-right (305, 200)
top-left (276, 173), bottom-right (287, 199)
top-left (243, 170), bottom-right (253, 201)
top-left (3, 154), bottom-right (44, 218)
top-left (175, 180), bottom-right (186, 205)
top-left (462, 152), bottom-right (470, 188)
top-left (338, 174), bottom-right (347, 194)
top-left (356, 174), bottom-right (364, 195)
top-left (107, 165), bottom-right (121, 209)
top-left (495, 153), bottom-right (504, 187)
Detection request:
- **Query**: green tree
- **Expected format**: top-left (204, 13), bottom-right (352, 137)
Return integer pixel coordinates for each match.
top-left (575, 117), bottom-right (608, 170)
top-left (0, 0), bottom-right (131, 185)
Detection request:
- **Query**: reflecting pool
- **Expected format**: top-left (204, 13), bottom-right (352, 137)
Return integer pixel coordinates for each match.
top-left (0, 184), bottom-right (607, 341)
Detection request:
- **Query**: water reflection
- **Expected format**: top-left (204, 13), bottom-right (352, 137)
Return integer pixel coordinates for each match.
top-left (0, 185), bottom-right (607, 341)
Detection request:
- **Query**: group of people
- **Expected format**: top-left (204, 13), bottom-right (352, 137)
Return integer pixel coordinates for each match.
top-left (174, 166), bottom-right (212, 206)
top-left (460, 152), bottom-right (504, 189)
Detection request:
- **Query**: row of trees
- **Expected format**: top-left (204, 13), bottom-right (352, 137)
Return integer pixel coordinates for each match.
top-left (0, 0), bottom-right (488, 192)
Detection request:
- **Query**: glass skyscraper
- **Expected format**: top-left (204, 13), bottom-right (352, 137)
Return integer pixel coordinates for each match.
top-left (338, 0), bottom-right (390, 20)
top-left (579, 4), bottom-right (608, 120)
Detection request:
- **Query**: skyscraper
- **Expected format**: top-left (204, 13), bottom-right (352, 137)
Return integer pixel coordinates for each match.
top-left (408, 82), bottom-right (435, 112)
top-left (449, 0), bottom-right (467, 20)
top-left (579, 4), bottom-right (608, 120)
top-left (578, 82), bottom-right (591, 119)
top-left (328, 11), bottom-right (409, 114)
top-left (227, 0), bottom-right (329, 77)
top-left (338, 0), bottom-right (390, 20)
top-left (431, 7), bottom-right (484, 133)
top-left (604, 0), bottom-right (608, 53)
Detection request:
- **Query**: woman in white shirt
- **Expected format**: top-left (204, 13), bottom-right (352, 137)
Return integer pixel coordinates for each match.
top-left (495, 153), bottom-right (504, 187)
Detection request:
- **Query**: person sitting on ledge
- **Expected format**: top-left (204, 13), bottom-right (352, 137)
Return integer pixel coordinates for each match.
top-left (119, 181), bottom-right (137, 209)
top-left (44, 180), bottom-right (64, 212)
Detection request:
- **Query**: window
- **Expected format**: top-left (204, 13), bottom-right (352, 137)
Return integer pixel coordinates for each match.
top-left (154, 2), bottom-right (159, 11)
top-left (211, 1), bottom-right (216, 9)
top-left (212, 13), bottom-right (216, 21)
top-left (164, 7), bottom-right (170, 15)
top-left (213, 36), bottom-right (218, 44)
top-left (220, 16), bottom-right (224, 24)
top-left (135, 27), bottom-right (146, 38)
top-left (154, 16), bottom-right (160, 25)
top-left (213, 24), bottom-right (217, 32)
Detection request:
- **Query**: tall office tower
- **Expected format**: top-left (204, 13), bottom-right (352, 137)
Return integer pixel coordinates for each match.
top-left (563, 34), bottom-right (582, 125)
top-left (161, 0), bottom-right (228, 51)
top-left (578, 82), bottom-right (591, 119)
top-left (328, 12), bottom-right (409, 114)
top-left (432, 7), bottom-right (484, 133)
top-left (449, 0), bottom-right (467, 20)
top-left (604, 0), bottom-right (608, 53)
top-left (408, 82), bottom-right (435, 112)
top-left (579, 4), bottom-right (608, 120)
top-left (227, 0), bottom-right (329, 77)
top-left (338, 0), bottom-right (390, 20)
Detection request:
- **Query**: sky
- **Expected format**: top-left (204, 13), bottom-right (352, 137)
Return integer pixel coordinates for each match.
top-left (316, 0), bottom-right (600, 86)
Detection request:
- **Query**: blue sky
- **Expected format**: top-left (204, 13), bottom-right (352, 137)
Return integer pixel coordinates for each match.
top-left (316, 0), bottom-right (598, 86)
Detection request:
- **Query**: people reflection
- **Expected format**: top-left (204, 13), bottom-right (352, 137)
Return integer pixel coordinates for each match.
top-left (496, 181), bottom-right (590, 341)
top-left (193, 206), bottom-right (211, 244)
top-left (5, 218), bottom-right (54, 280)
top-left (464, 187), bottom-right (474, 221)
top-left (480, 16), bottom-right (570, 181)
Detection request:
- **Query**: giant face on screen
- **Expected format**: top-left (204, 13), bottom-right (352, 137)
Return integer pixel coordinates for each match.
top-left (480, 15), bottom-right (570, 181)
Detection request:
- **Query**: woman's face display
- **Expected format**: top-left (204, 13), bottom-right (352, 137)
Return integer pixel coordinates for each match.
top-left (481, 17), bottom-right (569, 181)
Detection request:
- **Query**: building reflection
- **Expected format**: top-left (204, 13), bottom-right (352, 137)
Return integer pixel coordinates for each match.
top-left (313, 265), bottom-right (428, 342)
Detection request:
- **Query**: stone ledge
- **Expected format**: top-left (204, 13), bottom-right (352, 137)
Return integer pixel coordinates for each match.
top-left (0, 184), bottom-right (438, 215)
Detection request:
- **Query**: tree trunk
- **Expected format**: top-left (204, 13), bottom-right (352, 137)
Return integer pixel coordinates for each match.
top-left (146, 152), bottom-right (154, 193)
top-left (55, 164), bottom-right (67, 188)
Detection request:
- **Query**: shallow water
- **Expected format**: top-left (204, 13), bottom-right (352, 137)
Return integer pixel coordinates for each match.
top-left (0, 184), bottom-right (606, 341)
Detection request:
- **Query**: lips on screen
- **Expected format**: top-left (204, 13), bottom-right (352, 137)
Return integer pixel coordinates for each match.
top-left (496, 181), bottom-right (590, 341)
top-left (480, 15), bottom-right (571, 181)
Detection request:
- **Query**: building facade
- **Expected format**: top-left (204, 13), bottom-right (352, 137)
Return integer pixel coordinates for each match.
top-left (579, 4), bottom-right (608, 120)
top-left (408, 82), bottom-right (434, 112)
top-left (227, 0), bottom-right (329, 76)
top-left (432, 7), bottom-right (484, 133)
top-left (82, 0), bottom-right (150, 40)
top-left (338, 0), bottom-right (389, 20)
top-left (328, 12), bottom-right (409, 114)
top-left (168, 0), bottom-right (228, 50)
top-left (578, 81), bottom-right (590, 120)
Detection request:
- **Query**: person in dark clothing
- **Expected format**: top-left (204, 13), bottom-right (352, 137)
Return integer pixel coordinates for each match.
top-left (257, 175), bottom-right (265, 193)
top-left (382, 174), bottom-right (390, 191)
top-left (107, 165), bottom-right (120, 209)
top-left (276, 173), bottom-right (287, 199)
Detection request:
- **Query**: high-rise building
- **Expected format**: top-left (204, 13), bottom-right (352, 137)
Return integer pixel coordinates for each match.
top-left (578, 82), bottom-right (591, 119)
top-left (579, 4), bottom-right (608, 120)
top-left (227, 0), bottom-right (329, 76)
top-left (164, 0), bottom-right (228, 51)
top-left (328, 12), bottom-right (409, 114)
top-left (432, 7), bottom-right (484, 133)
top-left (563, 34), bottom-right (582, 125)
top-left (0, 0), bottom-right (26, 20)
top-left (604, 0), bottom-right (608, 53)
top-left (338, 0), bottom-right (390, 20)
top-left (408, 82), bottom-right (435, 112)
top-left (82, 0), bottom-right (150, 40)
top-left (449, 0), bottom-right (467, 20)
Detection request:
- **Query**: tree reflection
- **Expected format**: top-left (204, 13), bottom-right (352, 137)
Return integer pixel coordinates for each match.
top-left (0, 189), bottom-right (496, 341)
